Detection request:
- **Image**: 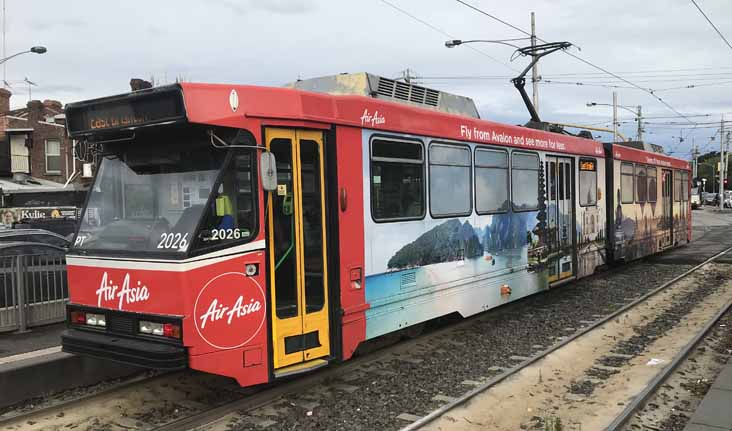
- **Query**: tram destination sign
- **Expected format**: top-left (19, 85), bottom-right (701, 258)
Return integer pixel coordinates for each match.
top-left (579, 160), bottom-right (597, 171)
top-left (66, 85), bottom-right (186, 137)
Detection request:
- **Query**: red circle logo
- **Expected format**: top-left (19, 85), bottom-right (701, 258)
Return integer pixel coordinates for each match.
top-left (194, 272), bottom-right (266, 349)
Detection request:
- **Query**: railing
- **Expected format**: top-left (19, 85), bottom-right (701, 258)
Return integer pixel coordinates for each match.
top-left (0, 253), bottom-right (68, 333)
top-left (10, 154), bottom-right (30, 173)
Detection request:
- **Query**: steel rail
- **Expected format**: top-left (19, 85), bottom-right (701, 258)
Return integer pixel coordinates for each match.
top-left (400, 244), bottom-right (732, 431)
top-left (0, 371), bottom-right (172, 428)
top-left (604, 297), bottom-right (732, 430)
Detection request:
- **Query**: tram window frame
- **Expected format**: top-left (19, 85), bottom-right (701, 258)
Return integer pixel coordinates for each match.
top-left (190, 147), bottom-right (260, 256)
top-left (578, 158), bottom-right (597, 207)
top-left (681, 171), bottom-right (689, 201)
top-left (647, 167), bottom-right (658, 203)
top-left (474, 147), bottom-right (510, 214)
top-left (621, 162), bottom-right (635, 204)
top-left (428, 142), bottom-right (472, 218)
top-left (635, 165), bottom-right (647, 203)
top-left (558, 162), bottom-right (565, 201)
top-left (674, 170), bottom-right (682, 202)
top-left (510, 151), bottom-right (541, 212)
top-left (369, 136), bottom-right (426, 223)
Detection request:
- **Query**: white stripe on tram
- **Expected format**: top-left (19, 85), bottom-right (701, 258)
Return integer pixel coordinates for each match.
top-left (66, 239), bottom-right (266, 272)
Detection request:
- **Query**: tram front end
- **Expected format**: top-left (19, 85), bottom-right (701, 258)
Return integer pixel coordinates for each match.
top-left (61, 84), bottom-right (274, 387)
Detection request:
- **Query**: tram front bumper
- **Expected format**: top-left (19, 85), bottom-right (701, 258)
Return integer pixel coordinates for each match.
top-left (61, 328), bottom-right (187, 370)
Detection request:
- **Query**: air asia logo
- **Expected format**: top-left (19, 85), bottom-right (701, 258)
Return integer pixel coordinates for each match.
top-left (95, 272), bottom-right (150, 310)
top-left (194, 272), bottom-right (266, 349)
top-left (360, 108), bottom-right (385, 127)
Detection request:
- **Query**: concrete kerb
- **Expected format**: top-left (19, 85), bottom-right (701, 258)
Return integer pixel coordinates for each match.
top-left (0, 350), bottom-right (142, 409)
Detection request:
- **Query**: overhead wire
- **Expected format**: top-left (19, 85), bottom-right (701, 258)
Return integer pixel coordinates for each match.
top-left (453, 0), bottom-right (698, 126)
top-left (377, 0), bottom-right (518, 72)
top-left (690, 0), bottom-right (732, 53)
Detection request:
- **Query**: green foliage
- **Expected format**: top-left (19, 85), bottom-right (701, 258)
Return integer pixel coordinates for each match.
top-left (696, 151), bottom-right (732, 189)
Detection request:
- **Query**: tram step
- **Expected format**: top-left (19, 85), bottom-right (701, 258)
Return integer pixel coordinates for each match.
top-left (274, 358), bottom-right (329, 379)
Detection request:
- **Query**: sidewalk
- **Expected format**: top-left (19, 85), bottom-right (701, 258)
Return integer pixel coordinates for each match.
top-left (0, 321), bottom-right (141, 409)
top-left (0, 322), bottom-right (65, 359)
top-left (683, 358), bottom-right (732, 431)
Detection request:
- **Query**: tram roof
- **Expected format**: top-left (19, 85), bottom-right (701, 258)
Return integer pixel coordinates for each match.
top-left (65, 82), bottom-right (688, 167)
top-left (608, 142), bottom-right (690, 170)
top-left (180, 82), bottom-right (607, 158)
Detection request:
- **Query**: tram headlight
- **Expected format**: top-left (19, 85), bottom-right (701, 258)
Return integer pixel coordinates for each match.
top-left (139, 320), bottom-right (181, 339)
top-left (86, 313), bottom-right (106, 327)
top-left (139, 320), bottom-right (163, 335)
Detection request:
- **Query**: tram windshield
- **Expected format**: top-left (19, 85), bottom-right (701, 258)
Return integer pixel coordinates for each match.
top-left (73, 126), bottom-right (258, 255)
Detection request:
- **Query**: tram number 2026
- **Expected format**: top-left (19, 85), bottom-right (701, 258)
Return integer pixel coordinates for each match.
top-left (157, 232), bottom-right (189, 249)
top-left (210, 228), bottom-right (249, 240)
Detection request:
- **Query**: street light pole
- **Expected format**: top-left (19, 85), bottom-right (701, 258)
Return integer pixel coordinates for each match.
top-left (721, 115), bottom-right (725, 211)
top-left (0, 46), bottom-right (46, 89)
top-left (0, 46), bottom-right (46, 65)
top-left (587, 100), bottom-right (642, 142)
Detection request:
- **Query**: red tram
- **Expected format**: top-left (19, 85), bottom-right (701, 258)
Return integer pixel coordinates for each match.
top-left (61, 73), bottom-right (691, 386)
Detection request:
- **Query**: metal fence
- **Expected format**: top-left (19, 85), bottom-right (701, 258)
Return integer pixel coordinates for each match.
top-left (0, 253), bottom-right (68, 333)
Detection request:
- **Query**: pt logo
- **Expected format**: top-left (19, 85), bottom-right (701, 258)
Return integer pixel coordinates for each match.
top-left (194, 272), bottom-right (266, 349)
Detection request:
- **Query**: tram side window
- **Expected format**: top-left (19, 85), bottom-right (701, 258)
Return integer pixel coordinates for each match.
top-left (429, 143), bottom-right (472, 217)
top-left (635, 165), bottom-right (647, 203)
top-left (681, 172), bottom-right (689, 201)
top-left (674, 171), bottom-right (682, 202)
top-left (371, 139), bottom-right (425, 221)
top-left (475, 148), bottom-right (509, 213)
top-left (579, 158), bottom-right (597, 206)
top-left (647, 167), bottom-right (658, 202)
top-left (194, 150), bottom-right (258, 250)
top-left (511, 152), bottom-right (540, 211)
top-left (621, 163), bottom-right (634, 204)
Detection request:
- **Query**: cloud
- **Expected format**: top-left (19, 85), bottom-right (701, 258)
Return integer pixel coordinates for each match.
top-left (3, 0), bottom-right (730, 156)
top-left (27, 18), bottom-right (87, 31)
top-left (217, 0), bottom-right (315, 15)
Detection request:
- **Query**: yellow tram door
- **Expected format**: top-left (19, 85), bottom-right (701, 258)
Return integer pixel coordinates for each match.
top-left (265, 129), bottom-right (331, 375)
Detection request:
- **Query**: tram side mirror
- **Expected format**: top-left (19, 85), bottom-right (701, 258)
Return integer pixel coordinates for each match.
top-left (260, 151), bottom-right (277, 191)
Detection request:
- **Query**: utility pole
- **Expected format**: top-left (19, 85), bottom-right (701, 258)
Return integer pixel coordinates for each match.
top-left (531, 12), bottom-right (539, 115)
top-left (691, 139), bottom-right (698, 179)
top-left (2, 0), bottom-right (6, 89)
top-left (721, 114), bottom-right (725, 211)
top-left (612, 91), bottom-right (618, 142)
top-left (636, 105), bottom-right (643, 142)
top-left (726, 131), bottom-right (730, 175)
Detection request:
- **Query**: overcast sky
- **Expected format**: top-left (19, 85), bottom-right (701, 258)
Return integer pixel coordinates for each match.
top-left (7, 0), bottom-right (732, 158)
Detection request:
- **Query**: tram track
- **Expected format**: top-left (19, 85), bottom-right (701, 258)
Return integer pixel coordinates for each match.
top-left (411, 246), bottom-right (732, 430)
top-left (158, 252), bottom-right (720, 430)
top-left (606, 299), bottom-right (732, 430)
top-left (0, 372), bottom-right (171, 429)
top-left (1, 235), bottom-right (728, 431)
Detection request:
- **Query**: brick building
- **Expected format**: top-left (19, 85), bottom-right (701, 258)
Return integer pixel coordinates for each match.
top-left (0, 88), bottom-right (81, 184)
top-left (0, 89), bottom-right (87, 230)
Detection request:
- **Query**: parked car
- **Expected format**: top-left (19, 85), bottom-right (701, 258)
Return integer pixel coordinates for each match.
top-left (703, 192), bottom-right (719, 205)
top-left (0, 229), bottom-right (70, 249)
top-left (0, 241), bottom-right (67, 256)
top-left (12, 217), bottom-right (78, 238)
